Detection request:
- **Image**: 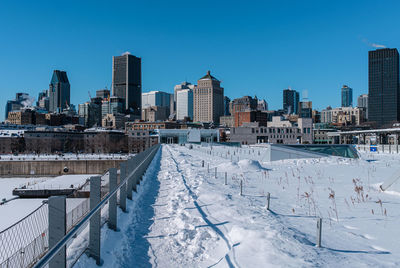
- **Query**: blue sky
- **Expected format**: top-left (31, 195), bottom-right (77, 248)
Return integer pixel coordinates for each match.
top-left (0, 0), bottom-right (399, 120)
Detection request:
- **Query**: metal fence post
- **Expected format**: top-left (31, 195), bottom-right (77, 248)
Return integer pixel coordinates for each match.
top-left (119, 162), bottom-right (127, 212)
top-left (316, 218), bottom-right (322, 247)
top-left (88, 176), bottom-right (101, 265)
top-left (207, 163), bottom-right (209, 173)
top-left (48, 196), bottom-right (66, 268)
top-left (240, 180), bottom-right (243, 196)
top-left (202, 160), bottom-right (204, 167)
top-left (108, 168), bottom-right (117, 231)
top-left (215, 167), bottom-right (217, 179)
top-left (266, 192), bottom-right (270, 210)
top-left (224, 172), bottom-right (227, 185)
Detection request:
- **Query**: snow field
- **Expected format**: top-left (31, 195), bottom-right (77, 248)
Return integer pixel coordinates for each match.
top-left (70, 144), bottom-right (400, 267)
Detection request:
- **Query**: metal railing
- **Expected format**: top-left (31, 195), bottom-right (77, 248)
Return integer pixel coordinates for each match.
top-left (0, 204), bottom-right (48, 268)
top-left (0, 173), bottom-right (112, 267)
top-left (33, 144), bottom-right (160, 268)
top-left (356, 144), bottom-right (400, 153)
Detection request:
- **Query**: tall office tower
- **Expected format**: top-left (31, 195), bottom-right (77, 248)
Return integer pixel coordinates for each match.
top-left (49, 70), bottom-right (70, 113)
top-left (142, 91), bottom-right (172, 109)
top-left (224, 96), bottom-right (231, 116)
top-left (193, 71), bottom-right (224, 123)
top-left (176, 89), bottom-right (193, 120)
top-left (174, 82), bottom-right (195, 102)
top-left (112, 53), bottom-right (141, 115)
top-left (369, 48), bottom-right (400, 126)
top-left (78, 101), bottom-right (101, 127)
top-left (357, 94), bottom-right (368, 119)
top-left (283, 88), bottom-right (299, 114)
top-left (96, 89), bottom-right (110, 99)
top-left (341, 85), bottom-right (353, 107)
top-left (173, 82), bottom-right (195, 114)
top-left (5, 93), bottom-right (31, 119)
top-left (101, 96), bottom-right (125, 118)
top-left (36, 90), bottom-right (49, 109)
top-left (299, 100), bottom-right (312, 118)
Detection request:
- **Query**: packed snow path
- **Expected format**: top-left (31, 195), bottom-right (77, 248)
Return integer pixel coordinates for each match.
top-left (75, 145), bottom-right (400, 267)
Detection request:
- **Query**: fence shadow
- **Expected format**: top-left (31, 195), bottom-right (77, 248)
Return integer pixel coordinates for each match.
top-left (119, 149), bottom-right (162, 268)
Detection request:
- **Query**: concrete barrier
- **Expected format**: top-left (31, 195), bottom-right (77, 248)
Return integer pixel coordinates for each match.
top-left (0, 159), bottom-right (124, 176)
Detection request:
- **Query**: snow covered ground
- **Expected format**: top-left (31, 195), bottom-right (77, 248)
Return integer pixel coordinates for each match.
top-left (72, 144), bottom-right (400, 267)
top-left (0, 174), bottom-right (96, 231)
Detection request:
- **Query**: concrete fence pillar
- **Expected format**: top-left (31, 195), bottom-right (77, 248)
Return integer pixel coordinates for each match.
top-left (266, 192), bottom-right (270, 210)
top-left (126, 158), bottom-right (134, 200)
top-left (48, 196), bottom-right (66, 268)
top-left (108, 168), bottom-right (117, 231)
top-left (119, 162), bottom-right (127, 212)
top-left (131, 157), bottom-right (140, 192)
top-left (88, 176), bottom-right (101, 265)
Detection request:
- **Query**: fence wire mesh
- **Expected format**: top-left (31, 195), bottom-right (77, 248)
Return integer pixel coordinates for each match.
top-left (66, 199), bottom-right (90, 233)
top-left (1, 145), bottom-right (159, 268)
top-left (0, 204), bottom-right (48, 268)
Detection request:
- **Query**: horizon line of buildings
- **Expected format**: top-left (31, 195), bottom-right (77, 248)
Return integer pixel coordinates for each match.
top-left (1, 47), bottom-right (399, 149)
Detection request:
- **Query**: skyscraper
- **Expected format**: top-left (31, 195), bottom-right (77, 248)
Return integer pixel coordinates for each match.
top-left (176, 89), bottom-right (193, 120)
top-left (49, 70), bottom-right (70, 113)
top-left (174, 82), bottom-right (195, 102)
top-left (173, 82), bottom-right (195, 114)
top-left (112, 53), bottom-right (141, 115)
top-left (142, 91), bottom-right (173, 109)
top-left (299, 100), bottom-right (312, 118)
top-left (37, 90), bottom-right (49, 111)
top-left (357, 94), bottom-right (368, 119)
top-left (283, 89), bottom-right (299, 114)
top-left (224, 96), bottom-right (231, 116)
top-left (96, 89), bottom-right (110, 99)
top-left (101, 96), bottom-right (125, 118)
top-left (193, 71), bottom-right (224, 123)
top-left (368, 48), bottom-right (400, 126)
top-left (341, 85), bottom-right (353, 107)
top-left (5, 93), bottom-right (31, 119)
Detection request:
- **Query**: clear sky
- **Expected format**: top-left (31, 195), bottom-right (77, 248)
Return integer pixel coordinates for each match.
top-left (1, 0), bottom-right (399, 120)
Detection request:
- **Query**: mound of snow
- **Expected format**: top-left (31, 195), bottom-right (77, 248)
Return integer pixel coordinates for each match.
top-left (217, 161), bottom-right (240, 172)
top-left (238, 159), bottom-right (265, 171)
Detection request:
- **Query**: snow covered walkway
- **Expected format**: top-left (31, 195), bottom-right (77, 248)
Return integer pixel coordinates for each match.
top-left (75, 145), bottom-right (400, 267)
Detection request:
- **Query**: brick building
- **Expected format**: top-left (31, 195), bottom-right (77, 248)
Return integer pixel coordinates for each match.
top-left (0, 130), bottom-right (158, 155)
top-left (234, 110), bottom-right (268, 127)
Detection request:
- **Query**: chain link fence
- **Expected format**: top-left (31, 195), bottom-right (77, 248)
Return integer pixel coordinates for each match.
top-left (0, 204), bottom-right (48, 268)
top-left (1, 145), bottom-right (159, 268)
top-left (66, 199), bottom-right (90, 233)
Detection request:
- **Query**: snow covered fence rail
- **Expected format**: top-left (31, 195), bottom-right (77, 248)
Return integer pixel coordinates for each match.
top-left (32, 144), bottom-right (160, 268)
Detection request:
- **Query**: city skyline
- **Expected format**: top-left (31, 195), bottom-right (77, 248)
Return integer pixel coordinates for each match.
top-left (1, 1), bottom-right (400, 120)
